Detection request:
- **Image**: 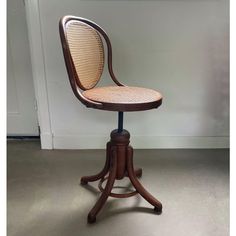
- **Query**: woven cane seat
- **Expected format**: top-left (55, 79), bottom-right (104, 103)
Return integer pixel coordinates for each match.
top-left (82, 86), bottom-right (162, 111)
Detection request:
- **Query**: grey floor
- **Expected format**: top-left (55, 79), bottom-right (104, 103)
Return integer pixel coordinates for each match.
top-left (7, 141), bottom-right (229, 236)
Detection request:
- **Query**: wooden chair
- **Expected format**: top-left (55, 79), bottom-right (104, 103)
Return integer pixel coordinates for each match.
top-left (59, 15), bottom-right (163, 223)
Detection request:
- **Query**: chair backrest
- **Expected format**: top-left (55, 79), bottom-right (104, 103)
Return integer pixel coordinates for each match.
top-left (61, 18), bottom-right (104, 90)
top-left (59, 15), bottom-right (123, 92)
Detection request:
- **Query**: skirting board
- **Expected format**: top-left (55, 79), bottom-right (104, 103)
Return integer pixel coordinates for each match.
top-left (40, 133), bottom-right (53, 149)
top-left (51, 135), bottom-right (229, 149)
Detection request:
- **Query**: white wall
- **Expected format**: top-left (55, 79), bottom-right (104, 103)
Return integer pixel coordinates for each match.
top-left (28, 0), bottom-right (229, 149)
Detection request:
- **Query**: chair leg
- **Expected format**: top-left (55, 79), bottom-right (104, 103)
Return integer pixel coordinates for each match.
top-left (87, 147), bottom-right (117, 223)
top-left (81, 142), bottom-right (111, 185)
top-left (126, 146), bottom-right (162, 213)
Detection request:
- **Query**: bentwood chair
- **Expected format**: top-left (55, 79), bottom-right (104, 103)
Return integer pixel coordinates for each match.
top-left (59, 15), bottom-right (163, 223)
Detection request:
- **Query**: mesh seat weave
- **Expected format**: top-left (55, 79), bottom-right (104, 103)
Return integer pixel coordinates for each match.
top-left (82, 86), bottom-right (162, 104)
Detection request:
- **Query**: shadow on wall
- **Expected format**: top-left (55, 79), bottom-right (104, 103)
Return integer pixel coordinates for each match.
top-left (204, 26), bottom-right (229, 137)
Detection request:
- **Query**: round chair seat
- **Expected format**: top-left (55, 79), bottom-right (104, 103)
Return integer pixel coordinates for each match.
top-left (82, 86), bottom-right (162, 111)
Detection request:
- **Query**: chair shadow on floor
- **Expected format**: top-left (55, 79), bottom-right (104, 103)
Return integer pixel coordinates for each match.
top-left (80, 183), bottom-right (100, 196)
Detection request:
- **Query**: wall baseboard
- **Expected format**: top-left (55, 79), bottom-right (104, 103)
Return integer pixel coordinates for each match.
top-left (52, 135), bottom-right (229, 149)
top-left (40, 133), bottom-right (53, 149)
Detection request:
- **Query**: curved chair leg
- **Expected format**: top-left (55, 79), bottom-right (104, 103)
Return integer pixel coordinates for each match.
top-left (81, 142), bottom-right (111, 185)
top-left (87, 148), bottom-right (117, 223)
top-left (127, 146), bottom-right (162, 213)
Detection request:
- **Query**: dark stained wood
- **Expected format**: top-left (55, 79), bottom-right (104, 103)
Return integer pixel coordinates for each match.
top-left (98, 176), bottom-right (138, 198)
top-left (80, 142), bottom-right (111, 185)
top-left (87, 147), bottom-right (117, 223)
top-left (127, 145), bottom-right (162, 213)
top-left (81, 129), bottom-right (162, 223)
top-left (110, 129), bottom-right (130, 179)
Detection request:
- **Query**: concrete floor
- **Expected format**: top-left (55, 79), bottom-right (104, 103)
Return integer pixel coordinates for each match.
top-left (7, 141), bottom-right (229, 236)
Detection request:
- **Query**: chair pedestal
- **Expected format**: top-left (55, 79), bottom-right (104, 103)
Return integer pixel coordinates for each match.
top-left (80, 129), bottom-right (162, 223)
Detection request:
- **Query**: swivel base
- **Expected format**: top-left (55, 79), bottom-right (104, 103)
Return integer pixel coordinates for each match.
top-left (80, 129), bottom-right (162, 223)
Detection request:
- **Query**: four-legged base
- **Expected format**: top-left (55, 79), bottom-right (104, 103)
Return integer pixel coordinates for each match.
top-left (80, 129), bottom-right (162, 223)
